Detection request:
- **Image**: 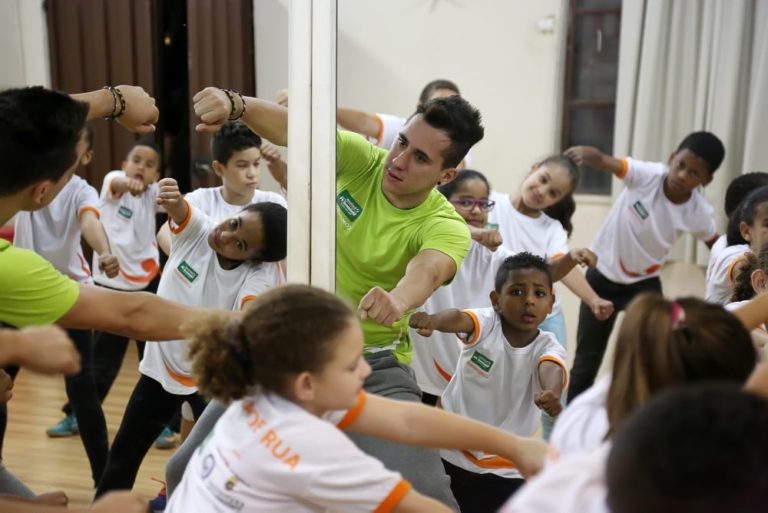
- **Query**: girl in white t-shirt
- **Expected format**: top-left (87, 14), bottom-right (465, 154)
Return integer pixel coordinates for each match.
top-left (508, 295), bottom-right (760, 513)
top-left (409, 253), bottom-right (569, 512)
top-left (166, 285), bottom-right (549, 513)
top-left (727, 245), bottom-right (768, 359)
top-left (704, 173), bottom-right (768, 305)
top-left (95, 178), bottom-right (287, 498)
top-left (411, 170), bottom-right (595, 404)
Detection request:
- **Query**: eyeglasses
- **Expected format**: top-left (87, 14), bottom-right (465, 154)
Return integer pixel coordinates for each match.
top-left (450, 198), bottom-right (496, 212)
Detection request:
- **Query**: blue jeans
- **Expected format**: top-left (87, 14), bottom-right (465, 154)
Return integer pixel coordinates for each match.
top-left (539, 311), bottom-right (567, 440)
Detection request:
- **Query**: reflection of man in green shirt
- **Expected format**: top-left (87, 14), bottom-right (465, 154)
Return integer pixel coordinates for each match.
top-left (193, 89), bottom-right (484, 506)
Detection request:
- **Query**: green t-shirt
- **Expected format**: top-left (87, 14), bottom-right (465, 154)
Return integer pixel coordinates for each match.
top-left (0, 239), bottom-right (80, 328)
top-left (335, 131), bottom-right (471, 362)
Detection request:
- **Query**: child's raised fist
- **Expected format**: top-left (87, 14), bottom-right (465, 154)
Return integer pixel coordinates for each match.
top-left (409, 312), bottom-right (435, 337)
top-left (534, 390), bottom-right (562, 417)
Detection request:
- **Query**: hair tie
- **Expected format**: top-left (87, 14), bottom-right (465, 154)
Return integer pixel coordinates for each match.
top-left (226, 321), bottom-right (250, 369)
top-left (670, 302), bottom-right (686, 329)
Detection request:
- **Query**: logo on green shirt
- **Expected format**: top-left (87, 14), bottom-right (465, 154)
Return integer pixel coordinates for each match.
top-left (632, 200), bottom-right (649, 220)
top-left (118, 205), bottom-right (133, 219)
top-left (470, 350), bottom-right (494, 373)
top-left (176, 261), bottom-right (199, 283)
top-left (336, 190), bottom-right (363, 222)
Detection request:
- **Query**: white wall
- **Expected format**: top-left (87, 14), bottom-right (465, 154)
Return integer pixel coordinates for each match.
top-left (0, 0), bottom-right (49, 90)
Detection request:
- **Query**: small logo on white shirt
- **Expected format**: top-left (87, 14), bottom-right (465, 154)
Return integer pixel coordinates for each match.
top-left (632, 200), bottom-right (649, 220)
top-left (118, 205), bottom-right (133, 220)
top-left (176, 260), bottom-right (199, 283)
top-left (469, 350), bottom-right (494, 376)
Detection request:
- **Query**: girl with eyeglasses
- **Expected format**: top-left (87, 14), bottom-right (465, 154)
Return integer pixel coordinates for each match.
top-left (409, 169), bottom-right (596, 405)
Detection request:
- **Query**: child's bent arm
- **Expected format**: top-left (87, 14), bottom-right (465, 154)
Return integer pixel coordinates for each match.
top-left (156, 221), bottom-right (172, 256)
top-left (336, 108), bottom-right (380, 140)
top-left (393, 490), bottom-right (452, 513)
top-left (431, 309), bottom-right (476, 335)
top-left (79, 210), bottom-right (110, 255)
top-left (549, 255), bottom-right (577, 282)
top-left (733, 294), bottom-right (768, 331)
top-left (347, 394), bottom-right (548, 479)
top-left (564, 146), bottom-right (624, 176)
top-left (561, 269), bottom-right (615, 321)
top-left (538, 360), bottom-right (565, 395)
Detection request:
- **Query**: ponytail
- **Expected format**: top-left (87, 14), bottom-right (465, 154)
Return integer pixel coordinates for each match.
top-left (544, 194), bottom-right (576, 238)
top-left (730, 252), bottom-right (758, 302)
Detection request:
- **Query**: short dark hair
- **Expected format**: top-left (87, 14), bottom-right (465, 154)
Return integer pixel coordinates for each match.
top-left (0, 86), bottom-right (88, 197)
top-left (127, 137), bottom-right (162, 160)
top-left (727, 184), bottom-right (768, 245)
top-left (212, 121), bottom-right (262, 164)
top-left (418, 79), bottom-right (460, 107)
top-left (675, 131), bottom-right (725, 175)
top-left (607, 384), bottom-right (768, 513)
top-left (437, 169), bottom-right (490, 199)
top-left (241, 201), bottom-right (287, 263)
top-left (412, 96), bottom-right (484, 169)
top-left (724, 172), bottom-right (768, 217)
top-left (494, 252), bottom-right (552, 292)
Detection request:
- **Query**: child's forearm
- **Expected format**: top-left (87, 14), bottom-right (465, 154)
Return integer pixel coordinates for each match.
top-left (165, 200), bottom-right (190, 227)
top-left (561, 269), bottom-right (599, 303)
top-left (431, 309), bottom-right (475, 334)
top-left (80, 212), bottom-right (111, 255)
top-left (549, 255), bottom-right (577, 282)
top-left (538, 361), bottom-right (565, 395)
top-left (733, 294), bottom-right (768, 331)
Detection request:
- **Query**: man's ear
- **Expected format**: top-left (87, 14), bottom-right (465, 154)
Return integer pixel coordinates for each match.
top-left (212, 160), bottom-right (226, 178)
top-left (80, 150), bottom-right (94, 167)
top-left (752, 269), bottom-right (767, 294)
top-left (438, 167), bottom-right (458, 186)
top-left (30, 181), bottom-right (53, 206)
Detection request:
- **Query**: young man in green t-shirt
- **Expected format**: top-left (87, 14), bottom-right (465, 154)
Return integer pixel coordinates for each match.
top-left (192, 87), bottom-right (484, 507)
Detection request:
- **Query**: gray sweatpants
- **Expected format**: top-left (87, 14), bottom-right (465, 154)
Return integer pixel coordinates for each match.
top-left (345, 351), bottom-right (459, 510)
top-left (165, 399), bottom-right (227, 497)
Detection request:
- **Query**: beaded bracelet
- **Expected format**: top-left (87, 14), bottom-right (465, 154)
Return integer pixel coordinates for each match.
top-left (102, 86), bottom-right (126, 119)
top-left (222, 88), bottom-right (246, 121)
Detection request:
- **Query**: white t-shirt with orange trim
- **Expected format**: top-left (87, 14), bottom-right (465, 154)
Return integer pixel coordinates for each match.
top-left (184, 186), bottom-right (287, 222)
top-left (591, 158), bottom-right (717, 285)
top-left (499, 444), bottom-right (610, 513)
top-left (93, 170), bottom-right (161, 290)
top-left (369, 113), bottom-right (473, 166)
top-left (441, 308), bottom-right (568, 479)
top-left (410, 241), bottom-right (517, 396)
top-left (549, 374), bottom-right (610, 458)
top-left (13, 175), bottom-right (99, 284)
top-left (705, 235), bottom-right (749, 305)
top-left (139, 205), bottom-right (281, 395)
top-left (488, 191), bottom-right (569, 319)
top-left (166, 391), bottom-right (411, 513)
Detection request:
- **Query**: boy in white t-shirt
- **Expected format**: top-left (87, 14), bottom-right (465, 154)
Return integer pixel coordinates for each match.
top-left (95, 177), bottom-right (287, 498)
top-left (564, 132), bottom-right (724, 401)
top-left (705, 172), bottom-right (768, 305)
top-left (156, 121), bottom-right (287, 256)
top-left (409, 252), bottom-right (568, 512)
top-left (12, 125), bottom-right (120, 486)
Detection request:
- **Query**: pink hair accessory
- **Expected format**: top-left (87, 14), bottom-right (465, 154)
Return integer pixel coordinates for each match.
top-left (670, 301), bottom-right (686, 328)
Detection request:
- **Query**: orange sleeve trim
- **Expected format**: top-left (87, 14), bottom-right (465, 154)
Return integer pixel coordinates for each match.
top-left (336, 391), bottom-right (367, 430)
top-left (550, 252), bottom-right (566, 261)
top-left (462, 450), bottom-right (517, 469)
top-left (727, 254), bottom-right (749, 282)
top-left (239, 295), bottom-right (257, 310)
top-left (538, 356), bottom-right (569, 389)
top-left (374, 114), bottom-right (385, 146)
top-left (433, 359), bottom-right (453, 382)
top-left (169, 200), bottom-right (193, 235)
top-left (164, 362), bottom-right (197, 387)
top-left (373, 479), bottom-right (412, 513)
top-left (457, 310), bottom-right (481, 345)
top-left (617, 158), bottom-right (629, 179)
top-left (77, 206), bottom-right (100, 220)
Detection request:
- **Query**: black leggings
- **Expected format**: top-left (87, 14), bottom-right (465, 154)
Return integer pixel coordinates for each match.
top-left (567, 268), bottom-right (662, 402)
top-left (442, 459), bottom-right (524, 513)
top-left (95, 374), bottom-right (206, 497)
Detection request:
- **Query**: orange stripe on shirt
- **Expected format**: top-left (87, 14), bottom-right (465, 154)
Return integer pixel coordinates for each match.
top-left (240, 295), bottom-right (257, 310)
top-left (336, 391), bottom-right (367, 430)
top-left (169, 200), bottom-right (193, 234)
top-left (433, 359), bottom-right (453, 382)
top-left (119, 258), bottom-right (160, 284)
top-left (457, 310), bottom-right (481, 345)
top-left (373, 479), bottom-right (412, 513)
top-left (78, 206), bottom-right (100, 220)
top-left (538, 356), bottom-right (569, 389)
top-left (727, 254), bottom-right (749, 282)
top-left (164, 362), bottom-right (197, 387)
top-left (617, 158), bottom-right (629, 179)
top-left (462, 450), bottom-right (517, 469)
top-left (374, 114), bottom-right (385, 146)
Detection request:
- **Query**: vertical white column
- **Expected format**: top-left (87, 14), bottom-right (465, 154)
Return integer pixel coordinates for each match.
top-left (286, 0), bottom-right (312, 284)
top-left (310, 0), bottom-right (337, 291)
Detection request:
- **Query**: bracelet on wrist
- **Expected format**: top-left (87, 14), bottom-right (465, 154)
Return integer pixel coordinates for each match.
top-left (102, 86), bottom-right (126, 120)
top-left (222, 88), bottom-right (246, 121)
